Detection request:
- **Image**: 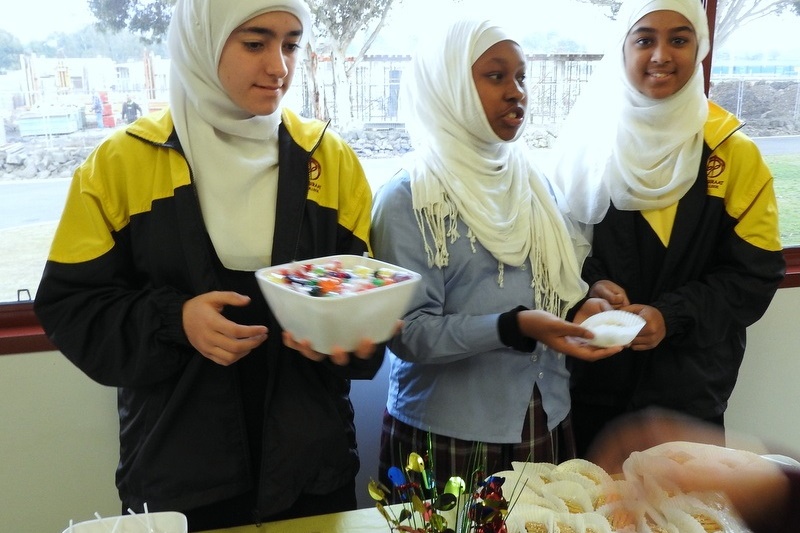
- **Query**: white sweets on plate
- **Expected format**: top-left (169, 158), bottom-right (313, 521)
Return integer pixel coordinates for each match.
top-left (580, 310), bottom-right (646, 348)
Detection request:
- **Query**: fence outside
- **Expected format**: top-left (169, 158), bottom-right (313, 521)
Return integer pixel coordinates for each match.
top-left (1, 53), bottom-right (799, 137)
top-left (298, 53), bottom-right (604, 128)
top-left (299, 54), bottom-right (800, 133)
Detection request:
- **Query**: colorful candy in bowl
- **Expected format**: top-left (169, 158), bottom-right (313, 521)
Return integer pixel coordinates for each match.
top-left (255, 254), bottom-right (421, 353)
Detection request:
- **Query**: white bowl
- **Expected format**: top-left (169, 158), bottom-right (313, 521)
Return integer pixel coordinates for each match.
top-left (62, 512), bottom-right (187, 533)
top-left (255, 254), bottom-right (421, 353)
top-left (580, 310), bottom-right (645, 347)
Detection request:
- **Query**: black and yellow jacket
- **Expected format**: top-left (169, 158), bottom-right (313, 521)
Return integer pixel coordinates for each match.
top-left (573, 101), bottom-right (786, 419)
top-left (34, 108), bottom-right (381, 518)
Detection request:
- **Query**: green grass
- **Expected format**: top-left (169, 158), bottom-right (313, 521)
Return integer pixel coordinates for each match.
top-left (0, 222), bottom-right (55, 303)
top-left (765, 154), bottom-right (800, 247)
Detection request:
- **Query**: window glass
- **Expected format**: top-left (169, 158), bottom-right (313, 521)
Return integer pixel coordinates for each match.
top-left (707, 8), bottom-right (800, 248)
top-left (1, 0), bottom-right (798, 305)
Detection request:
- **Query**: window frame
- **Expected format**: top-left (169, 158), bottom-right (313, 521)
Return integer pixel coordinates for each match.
top-left (2, 0), bottom-right (798, 356)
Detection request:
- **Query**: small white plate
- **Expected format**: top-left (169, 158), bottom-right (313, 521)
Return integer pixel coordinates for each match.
top-left (580, 310), bottom-right (645, 347)
top-left (763, 453), bottom-right (800, 469)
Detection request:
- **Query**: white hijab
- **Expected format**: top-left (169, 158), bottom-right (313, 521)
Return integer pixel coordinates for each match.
top-left (548, 0), bottom-right (710, 224)
top-left (401, 18), bottom-right (588, 317)
top-left (168, 0), bottom-right (312, 270)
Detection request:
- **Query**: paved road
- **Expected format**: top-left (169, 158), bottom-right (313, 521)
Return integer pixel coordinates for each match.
top-left (1, 136), bottom-right (798, 230)
top-left (0, 178), bottom-right (70, 230)
top-left (751, 134), bottom-right (800, 156)
top-left (0, 159), bottom-right (404, 230)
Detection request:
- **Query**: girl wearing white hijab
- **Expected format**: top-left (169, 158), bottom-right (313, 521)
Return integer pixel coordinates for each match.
top-left (169, 0), bottom-right (312, 271)
top-left (548, 0), bottom-right (785, 458)
top-left (371, 18), bottom-right (622, 491)
top-left (550, 0), bottom-right (711, 225)
top-left (35, 0), bottom-right (380, 529)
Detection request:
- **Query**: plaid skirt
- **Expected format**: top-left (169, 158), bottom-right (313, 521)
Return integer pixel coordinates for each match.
top-left (378, 384), bottom-right (576, 496)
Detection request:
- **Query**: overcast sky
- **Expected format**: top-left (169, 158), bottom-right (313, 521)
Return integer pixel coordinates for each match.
top-left (1, 1), bottom-right (94, 42)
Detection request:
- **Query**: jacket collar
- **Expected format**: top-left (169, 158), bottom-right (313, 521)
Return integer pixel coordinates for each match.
top-left (122, 107), bottom-right (330, 155)
top-left (705, 101), bottom-right (744, 152)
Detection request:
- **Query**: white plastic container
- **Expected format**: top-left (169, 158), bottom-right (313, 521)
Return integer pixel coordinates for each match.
top-left (255, 254), bottom-right (421, 353)
top-left (580, 310), bottom-right (646, 347)
top-left (62, 511), bottom-right (187, 533)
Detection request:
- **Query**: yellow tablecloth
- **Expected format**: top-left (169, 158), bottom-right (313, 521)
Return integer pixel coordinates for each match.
top-left (201, 506), bottom-right (390, 533)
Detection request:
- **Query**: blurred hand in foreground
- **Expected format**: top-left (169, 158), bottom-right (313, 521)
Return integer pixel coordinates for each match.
top-left (585, 408), bottom-right (793, 532)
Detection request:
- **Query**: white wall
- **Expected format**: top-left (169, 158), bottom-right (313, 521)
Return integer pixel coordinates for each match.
top-left (726, 286), bottom-right (800, 452)
top-left (2, 287), bottom-right (798, 532)
top-left (0, 351), bottom-right (119, 533)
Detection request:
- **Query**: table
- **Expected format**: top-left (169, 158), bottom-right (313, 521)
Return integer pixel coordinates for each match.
top-left (202, 506), bottom-right (391, 533)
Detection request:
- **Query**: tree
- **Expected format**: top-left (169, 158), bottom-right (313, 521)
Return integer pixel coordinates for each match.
top-left (577, 0), bottom-right (799, 49)
top-left (306, 0), bottom-right (398, 129)
top-left (88, 0), bottom-right (176, 44)
top-left (577, 0), bottom-right (621, 18)
top-left (714, 0), bottom-right (799, 46)
top-left (27, 26), bottom-right (168, 62)
top-left (0, 29), bottom-right (24, 72)
top-left (85, 0), bottom-right (400, 126)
